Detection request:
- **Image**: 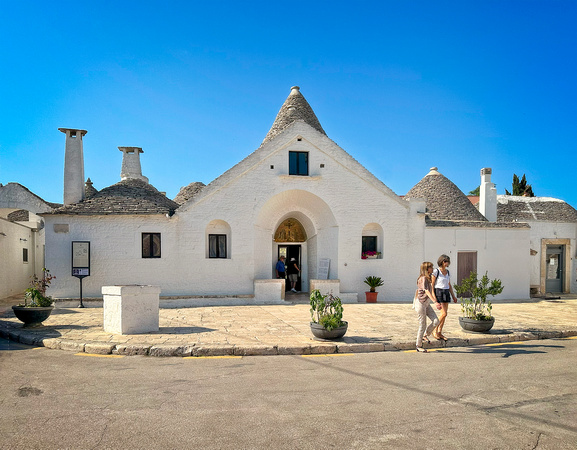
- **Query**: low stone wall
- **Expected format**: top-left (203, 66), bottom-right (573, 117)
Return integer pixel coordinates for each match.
top-left (309, 279), bottom-right (359, 303)
top-left (254, 279), bottom-right (285, 304)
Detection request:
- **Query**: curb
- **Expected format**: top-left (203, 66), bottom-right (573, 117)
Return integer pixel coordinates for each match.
top-left (1, 324), bottom-right (576, 357)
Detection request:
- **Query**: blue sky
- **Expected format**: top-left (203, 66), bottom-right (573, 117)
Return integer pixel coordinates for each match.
top-left (1, 0), bottom-right (576, 207)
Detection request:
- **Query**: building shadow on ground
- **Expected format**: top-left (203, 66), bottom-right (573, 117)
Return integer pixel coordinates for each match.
top-left (440, 342), bottom-right (565, 358)
top-left (157, 326), bottom-right (217, 334)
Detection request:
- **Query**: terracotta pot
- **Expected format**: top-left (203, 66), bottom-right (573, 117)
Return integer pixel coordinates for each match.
top-left (365, 291), bottom-right (378, 303)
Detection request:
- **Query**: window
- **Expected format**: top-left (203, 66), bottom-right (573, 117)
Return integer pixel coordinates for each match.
top-left (362, 236), bottom-right (377, 253)
top-left (209, 234), bottom-right (227, 258)
top-left (142, 233), bottom-right (161, 258)
top-left (289, 151), bottom-right (308, 176)
top-left (23, 248), bottom-right (28, 263)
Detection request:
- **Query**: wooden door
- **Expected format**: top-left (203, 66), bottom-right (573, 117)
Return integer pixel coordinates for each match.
top-left (457, 251), bottom-right (477, 295)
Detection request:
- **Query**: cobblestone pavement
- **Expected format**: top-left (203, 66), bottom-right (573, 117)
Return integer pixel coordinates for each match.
top-left (1, 293), bottom-right (576, 357)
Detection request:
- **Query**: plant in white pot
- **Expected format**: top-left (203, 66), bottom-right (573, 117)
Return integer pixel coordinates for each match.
top-left (454, 271), bottom-right (503, 333)
top-left (12, 268), bottom-right (56, 328)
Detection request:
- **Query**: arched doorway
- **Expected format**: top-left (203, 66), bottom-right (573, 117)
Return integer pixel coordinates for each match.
top-left (275, 218), bottom-right (307, 292)
top-left (254, 189), bottom-right (339, 294)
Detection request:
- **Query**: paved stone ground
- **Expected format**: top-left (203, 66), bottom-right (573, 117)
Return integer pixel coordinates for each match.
top-left (1, 293), bottom-right (576, 357)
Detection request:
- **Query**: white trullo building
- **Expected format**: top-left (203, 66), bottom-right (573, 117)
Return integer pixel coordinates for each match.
top-left (38, 86), bottom-right (576, 302)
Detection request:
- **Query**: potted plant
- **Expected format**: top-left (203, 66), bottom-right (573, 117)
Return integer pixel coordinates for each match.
top-left (363, 276), bottom-right (384, 303)
top-left (362, 251), bottom-right (381, 259)
top-left (309, 289), bottom-right (348, 340)
top-left (12, 268), bottom-right (56, 328)
top-left (454, 271), bottom-right (503, 333)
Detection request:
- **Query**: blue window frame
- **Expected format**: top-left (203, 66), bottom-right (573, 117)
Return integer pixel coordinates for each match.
top-left (289, 151), bottom-right (308, 176)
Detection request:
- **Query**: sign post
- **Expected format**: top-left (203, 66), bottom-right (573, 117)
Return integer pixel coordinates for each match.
top-left (72, 241), bottom-right (90, 308)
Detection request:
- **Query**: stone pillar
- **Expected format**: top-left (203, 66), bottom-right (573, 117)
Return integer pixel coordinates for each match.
top-left (479, 167), bottom-right (497, 222)
top-left (102, 285), bottom-right (160, 334)
top-left (119, 147), bottom-right (149, 182)
top-left (59, 128), bottom-right (87, 206)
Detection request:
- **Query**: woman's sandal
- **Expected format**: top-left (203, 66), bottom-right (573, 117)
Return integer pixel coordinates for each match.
top-left (416, 346), bottom-right (428, 353)
top-left (433, 333), bottom-right (448, 341)
top-left (422, 335), bottom-right (431, 344)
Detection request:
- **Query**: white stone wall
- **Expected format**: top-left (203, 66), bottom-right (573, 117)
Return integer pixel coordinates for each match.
top-left (44, 214), bottom-right (176, 297)
top-left (44, 121), bottom-right (426, 302)
top-left (525, 221), bottom-right (577, 294)
top-left (0, 218), bottom-right (43, 299)
top-left (425, 226), bottom-right (530, 300)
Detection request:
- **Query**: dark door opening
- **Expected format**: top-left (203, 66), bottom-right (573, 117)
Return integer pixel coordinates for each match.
top-left (278, 245), bottom-right (302, 292)
top-left (546, 245), bottom-right (564, 293)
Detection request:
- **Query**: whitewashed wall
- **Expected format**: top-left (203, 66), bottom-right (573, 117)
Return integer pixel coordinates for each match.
top-left (425, 226), bottom-right (530, 300)
top-left (526, 221), bottom-right (577, 294)
top-left (0, 218), bottom-right (43, 299)
top-left (44, 121), bottom-right (426, 302)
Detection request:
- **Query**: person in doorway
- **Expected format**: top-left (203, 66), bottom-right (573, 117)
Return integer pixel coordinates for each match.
top-left (275, 256), bottom-right (286, 279)
top-left (287, 257), bottom-right (300, 293)
top-left (415, 261), bottom-right (441, 352)
top-left (431, 254), bottom-right (458, 341)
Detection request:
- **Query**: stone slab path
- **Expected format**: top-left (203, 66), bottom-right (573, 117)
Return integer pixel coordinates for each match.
top-left (1, 295), bottom-right (576, 357)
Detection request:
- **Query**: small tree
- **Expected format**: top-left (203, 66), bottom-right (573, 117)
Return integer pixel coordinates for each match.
top-left (468, 186), bottom-right (480, 196)
top-left (505, 173), bottom-right (534, 197)
top-left (454, 271), bottom-right (503, 320)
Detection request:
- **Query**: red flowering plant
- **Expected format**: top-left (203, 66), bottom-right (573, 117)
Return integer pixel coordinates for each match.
top-left (361, 251), bottom-right (381, 259)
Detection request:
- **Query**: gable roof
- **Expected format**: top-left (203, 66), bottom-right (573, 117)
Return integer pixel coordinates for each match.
top-left (42, 179), bottom-right (179, 216)
top-left (405, 167), bottom-right (489, 223)
top-left (261, 86), bottom-right (326, 146)
top-left (177, 87), bottom-right (408, 212)
top-left (497, 195), bottom-right (577, 223)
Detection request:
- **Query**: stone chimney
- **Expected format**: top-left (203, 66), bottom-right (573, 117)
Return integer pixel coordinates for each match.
top-left (59, 128), bottom-right (87, 206)
top-left (119, 147), bottom-right (149, 183)
top-left (479, 167), bottom-right (497, 222)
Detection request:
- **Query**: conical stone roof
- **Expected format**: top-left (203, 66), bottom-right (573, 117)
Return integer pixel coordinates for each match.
top-left (174, 182), bottom-right (206, 205)
top-left (44, 179), bottom-right (179, 216)
top-left (405, 167), bottom-right (488, 222)
top-left (261, 86), bottom-right (326, 145)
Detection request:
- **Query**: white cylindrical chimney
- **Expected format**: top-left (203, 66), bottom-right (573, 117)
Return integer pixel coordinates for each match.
top-left (479, 167), bottom-right (497, 222)
top-left (119, 147), bottom-right (149, 182)
top-left (59, 128), bottom-right (87, 206)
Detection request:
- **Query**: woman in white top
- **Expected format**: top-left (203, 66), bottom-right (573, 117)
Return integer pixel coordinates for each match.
top-left (431, 254), bottom-right (458, 341)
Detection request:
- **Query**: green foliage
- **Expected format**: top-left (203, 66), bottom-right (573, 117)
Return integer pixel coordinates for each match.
top-left (454, 271), bottom-right (503, 320)
top-left (310, 289), bottom-right (345, 331)
top-left (468, 186), bottom-right (480, 196)
top-left (22, 268), bottom-right (55, 307)
top-left (363, 276), bottom-right (384, 292)
top-left (505, 173), bottom-right (534, 197)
